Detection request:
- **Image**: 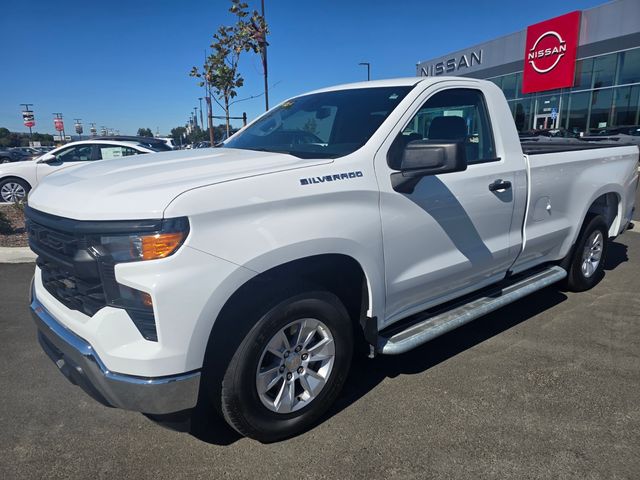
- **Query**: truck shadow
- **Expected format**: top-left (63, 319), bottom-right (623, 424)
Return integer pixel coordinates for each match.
top-left (603, 241), bottom-right (628, 270)
top-left (153, 240), bottom-right (628, 445)
top-left (332, 287), bottom-right (568, 414)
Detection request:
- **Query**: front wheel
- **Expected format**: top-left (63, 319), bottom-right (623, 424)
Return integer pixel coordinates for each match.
top-left (0, 178), bottom-right (30, 203)
top-left (217, 290), bottom-right (353, 442)
top-left (562, 214), bottom-right (609, 292)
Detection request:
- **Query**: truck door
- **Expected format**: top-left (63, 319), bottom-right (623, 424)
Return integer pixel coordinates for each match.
top-left (376, 86), bottom-right (523, 325)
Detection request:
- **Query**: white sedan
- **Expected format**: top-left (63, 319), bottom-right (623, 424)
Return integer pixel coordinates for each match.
top-left (0, 140), bottom-right (156, 202)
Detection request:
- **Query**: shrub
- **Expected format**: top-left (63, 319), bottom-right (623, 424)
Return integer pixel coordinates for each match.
top-left (0, 210), bottom-right (12, 234)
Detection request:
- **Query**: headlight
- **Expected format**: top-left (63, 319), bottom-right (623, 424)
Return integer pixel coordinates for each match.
top-left (96, 217), bottom-right (189, 262)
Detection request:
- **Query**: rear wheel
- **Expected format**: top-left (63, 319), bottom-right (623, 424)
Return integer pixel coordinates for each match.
top-left (215, 290), bottom-right (353, 442)
top-left (562, 214), bottom-right (608, 292)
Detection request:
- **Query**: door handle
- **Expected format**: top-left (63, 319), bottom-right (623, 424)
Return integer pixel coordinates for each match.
top-left (488, 179), bottom-right (512, 192)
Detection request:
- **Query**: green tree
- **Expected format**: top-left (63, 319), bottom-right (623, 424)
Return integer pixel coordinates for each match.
top-left (137, 128), bottom-right (153, 137)
top-left (170, 126), bottom-right (187, 146)
top-left (191, 0), bottom-right (267, 138)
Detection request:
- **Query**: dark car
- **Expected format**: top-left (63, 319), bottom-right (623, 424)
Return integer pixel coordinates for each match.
top-left (0, 148), bottom-right (32, 163)
top-left (93, 135), bottom-right (173, 152)
top-left (590, 125), bottom-right (640, 136)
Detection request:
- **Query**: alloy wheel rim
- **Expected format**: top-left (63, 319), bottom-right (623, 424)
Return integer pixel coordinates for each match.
top-left (581, 231), bottom-right (603, 278)
top-left (0, 182), bottom-right (26, 202)
top-left (256, 318), bottom-right (335, 414)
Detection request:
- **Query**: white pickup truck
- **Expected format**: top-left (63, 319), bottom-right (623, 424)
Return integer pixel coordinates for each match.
top-left (27, 77), bottom-right (638, 442)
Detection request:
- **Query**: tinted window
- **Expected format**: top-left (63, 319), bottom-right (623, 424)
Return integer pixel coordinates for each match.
top-left (55, 145), bottom-right (93, 162)
top-left (618, 48), bottom-right (640, 85)
top-left (573, 58), bottom-right (593, 90)
top-left (223, 86), bottom-right (413, 159)
top-left (401, 88), bottom-right (496, 164)
top-left (592, 54), bottom-right (617, 89)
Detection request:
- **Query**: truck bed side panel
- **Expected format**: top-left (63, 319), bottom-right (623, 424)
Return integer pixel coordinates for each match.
top-left (511, 145), bottom-right (638, 274)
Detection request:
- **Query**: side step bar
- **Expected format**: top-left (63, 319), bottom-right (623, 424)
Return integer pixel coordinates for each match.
top-left (377, 266), bottom-right (567, 355)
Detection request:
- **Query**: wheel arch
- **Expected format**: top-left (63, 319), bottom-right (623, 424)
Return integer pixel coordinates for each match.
top-left (200, 253), bottom-right (374, 407)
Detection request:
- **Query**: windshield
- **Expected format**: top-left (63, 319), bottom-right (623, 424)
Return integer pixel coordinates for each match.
top-left (223, 86), bottom-right (413, 159)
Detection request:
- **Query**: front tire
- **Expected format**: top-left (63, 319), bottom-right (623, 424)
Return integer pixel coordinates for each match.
top-left (218, 290), bottom-right (353, 442)
top-left (0, 178), bottom-right (30, 203)
top-left (562, 214), bottom-right (608, 292)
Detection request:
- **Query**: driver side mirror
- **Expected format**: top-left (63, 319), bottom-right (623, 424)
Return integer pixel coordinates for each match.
top-left (390, 140), bottom-right (467, 193)
top-left (37, 154), bottom-right (56, 163)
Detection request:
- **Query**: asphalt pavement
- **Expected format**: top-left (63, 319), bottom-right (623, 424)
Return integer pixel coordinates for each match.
top-left (1, 200), bottom-right (639, 479)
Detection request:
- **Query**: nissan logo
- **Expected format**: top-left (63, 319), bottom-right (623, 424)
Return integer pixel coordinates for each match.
top-left (527, 31), bottom-right (567, 74)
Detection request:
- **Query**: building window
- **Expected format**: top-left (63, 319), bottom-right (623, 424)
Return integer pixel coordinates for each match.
top-left (573, 58), bottom-right (593, 90)
top-left (501, 74), bottom-right (517, 99)
top-left (567, 92), bottom-right (590, 133)
top-left (509, 98), bottom-right (532, 131)
top-left (489, 76), bottom-right (503, 89)
top-left (618, 48), bottom-right (640, 85)
top-left (613, 85), bottom-right (640, 126)
top-left (589, 88), bottom-right (614, 130)
top-left (592, 54), bottom-right (617, 89)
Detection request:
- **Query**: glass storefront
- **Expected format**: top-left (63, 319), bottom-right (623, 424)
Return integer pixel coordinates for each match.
top-left (489, 46), bottom-right (640, 133)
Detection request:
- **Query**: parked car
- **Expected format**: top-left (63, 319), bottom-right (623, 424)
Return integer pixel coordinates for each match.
top-left (0, 140), bottom-right (154, 202)
top-left (0, 148), bottom-right (31, 163)
top-left (156, 137), bottom-right (177, 150)
top-left (26, 77), bottom-right (638, 442)
top-left (93, 135), bottom-right (174, 152)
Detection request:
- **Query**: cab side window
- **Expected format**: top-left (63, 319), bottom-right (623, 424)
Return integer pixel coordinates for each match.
top-left (401, 88), bottom-right (496, 164)
top-left (54, 145), bottom-right (93, 162)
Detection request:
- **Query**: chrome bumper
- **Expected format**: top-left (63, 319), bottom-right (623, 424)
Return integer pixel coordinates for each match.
top-left (30, 285), bottom-right (201, 415)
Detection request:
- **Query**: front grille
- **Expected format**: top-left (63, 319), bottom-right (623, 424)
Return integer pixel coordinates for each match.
top-left (26, 207), bottom-right (159, 342)
top-left (26, 220), bottom-right (84, 258)
top-left (37, 259), bottom-right (106, 317)
top-left (27, 217), bottom-right (106, 317)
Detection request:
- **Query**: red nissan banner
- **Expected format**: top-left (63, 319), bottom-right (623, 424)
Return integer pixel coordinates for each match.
top-left (54, 118), bottom-right (64, 132)
top-left (22, 111), bottom-right (35, 128)
top-left (522, 11), bottom-right (581, 94)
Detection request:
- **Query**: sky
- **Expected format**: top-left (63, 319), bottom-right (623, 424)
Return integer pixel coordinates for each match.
top-left (0, 0), bottom-right (606, 136)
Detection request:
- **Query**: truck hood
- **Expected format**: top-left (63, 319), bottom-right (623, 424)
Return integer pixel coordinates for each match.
top-left (28, 148), bottom-right (330, 220)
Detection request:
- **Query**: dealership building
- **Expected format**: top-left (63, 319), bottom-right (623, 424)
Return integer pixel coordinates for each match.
top-left (416, 0), bottom-right (640, 134)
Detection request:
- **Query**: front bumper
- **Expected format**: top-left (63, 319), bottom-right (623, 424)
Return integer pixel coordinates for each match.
top-left (30, 285), bottom-right (201, 415)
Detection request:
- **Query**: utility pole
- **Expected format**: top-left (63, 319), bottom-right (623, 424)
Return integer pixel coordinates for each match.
top-left (359, 62), bottom-right (371, 81)
top-left (205, 49), bottom-right (215, 145)
top-left (20, 103), bottom-right (35, 143)
top-left (193, 107), bottom-right (199, 129)
top-left (261, 0), bottom-right (269, 111)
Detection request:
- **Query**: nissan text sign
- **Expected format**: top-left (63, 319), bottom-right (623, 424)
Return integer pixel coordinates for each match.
top-left (522, 11), bottom-right (581, 94)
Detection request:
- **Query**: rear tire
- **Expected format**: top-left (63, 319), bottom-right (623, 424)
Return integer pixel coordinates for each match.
top-left (215, 290), bottom-right (353, 442)
top-left (562, 214), bottom-right (608, 292)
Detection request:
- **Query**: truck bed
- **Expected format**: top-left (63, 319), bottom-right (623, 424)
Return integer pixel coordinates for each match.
top-left (521, 139), bottom-right (638, 155)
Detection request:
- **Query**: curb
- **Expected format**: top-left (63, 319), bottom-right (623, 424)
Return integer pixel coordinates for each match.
top-left (0, 247), bottom-right (36, 263)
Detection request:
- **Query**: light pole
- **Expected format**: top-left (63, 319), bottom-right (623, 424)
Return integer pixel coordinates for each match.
top-left (359, 62), bottom-right (371, 81)
top-left (193, 107), bottom-right (199, 129)
top-left (198, 97), bottom-right (204, 128)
